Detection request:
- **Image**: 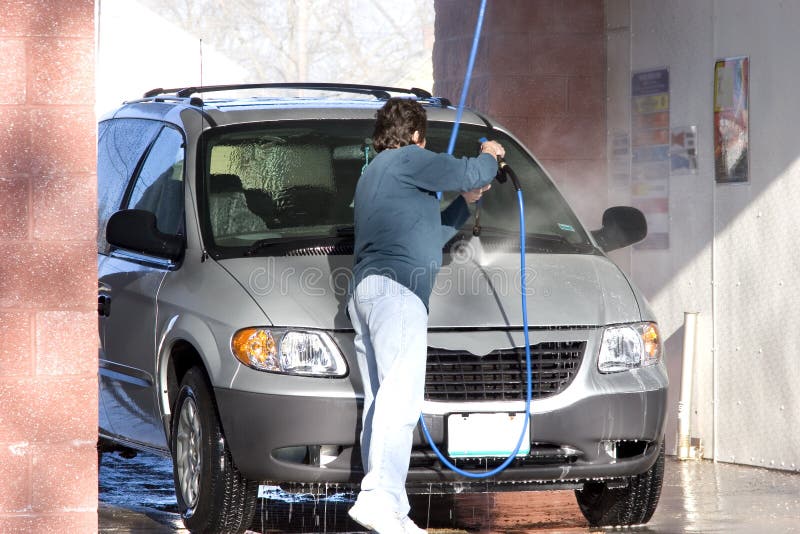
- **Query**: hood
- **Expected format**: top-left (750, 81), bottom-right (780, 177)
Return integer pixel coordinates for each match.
top-left (217, 248), bottom-right (641, 331)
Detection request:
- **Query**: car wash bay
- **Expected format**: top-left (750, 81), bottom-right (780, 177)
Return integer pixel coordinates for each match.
top-left (3, 0), bottom-right (800, 532)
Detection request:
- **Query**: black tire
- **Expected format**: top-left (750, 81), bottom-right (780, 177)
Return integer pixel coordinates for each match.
top-left (575, 441), bottom-right (665, 527)
top-left (170, 367), bottom-right (258, 533)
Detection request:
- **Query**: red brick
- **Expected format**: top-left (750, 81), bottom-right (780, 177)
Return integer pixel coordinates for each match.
top-left (31, 441), bottom-right (97, 512)
top-left (470, 37), bottom-right (492, 78)
top-left (485, 0), bottom-right (551, 36)
top-left (432, 0), bottom-right (496, 86)
top-left (433, 80), bottom-right (457, 105)
top-left (491, 116), bottom-right (530, 145)
top-left (35, 311), bottom-right (96, 376)
top-left (487, 33), bottom-right (532, 77)
top-left (28, 38), bottom-right (94, 105)
top-left (0, 109), bottom-right (31, 175)
top-left (29, 108), bottom-right (96, 175)
top-left (530, 33), bottom-right (605, 76)
top-left (1, 0), bottom-right (97, 524)
top-left (434, 36), bottom-right (470, 83)
top-left (436, 75), bottom-right (492, 112)
top-left (551, 0), bottom-right (605, 34)
top-left (0, 312), bottom-right (32, 376)
top-left (0, 0), bottom-right (94, 38)
top-left (0, 377), bottom-right (97, 443)
top-left (434, 36), bottom-right (491, 85)
top-left (434, 0), bottom-right (484, 40)
top-left (0, 39), bottom-right (27, 104)
top-left (567, 75), bottom-right (605, 116)
top-left (0, 242), bottom-right (96, 310)
top-left (0, 177), bottom-right (30, 239)
top-left (488, 76), bottom-right (567, 118)
top-left (0, 512), bottom-right (96, 533)
top-left (0, 442), bottom-right (30, 512)
top-left (525, 116), bottom-right (604, 160)
top-left (465, 75), bottom-right (491, 112)
top-left (33, 173), bottom-right (96, 241)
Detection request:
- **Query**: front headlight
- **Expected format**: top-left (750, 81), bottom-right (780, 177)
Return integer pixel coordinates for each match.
top-left (598, 322), bottom-right (662, 373)
top-left (231, 328), bottom-right (348, 377)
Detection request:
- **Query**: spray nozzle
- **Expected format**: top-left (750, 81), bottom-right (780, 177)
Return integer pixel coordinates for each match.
top-left (495, 156), bottom-right (510, 184)
top-left (500, 158), bottom-right (522, 192)
top-left (479, 137), bottom-right (508, 185)
top-left (479, 138), bottom-right (520, 191)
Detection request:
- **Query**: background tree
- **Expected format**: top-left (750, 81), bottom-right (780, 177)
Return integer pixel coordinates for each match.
top-left (139, 0), bottom-right (434, 88)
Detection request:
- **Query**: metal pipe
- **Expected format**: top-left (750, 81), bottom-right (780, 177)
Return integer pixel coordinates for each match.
top-left (678, 311), bottom-right (699, 459)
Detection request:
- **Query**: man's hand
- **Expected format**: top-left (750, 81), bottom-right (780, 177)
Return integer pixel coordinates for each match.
top-left (462, 183), bottom-right (492, 203)
top-left (480, 140), bottom-right (505, 160)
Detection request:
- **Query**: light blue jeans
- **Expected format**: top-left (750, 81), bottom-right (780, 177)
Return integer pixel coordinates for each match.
top-left (348, 275), bottom-right (428, 517)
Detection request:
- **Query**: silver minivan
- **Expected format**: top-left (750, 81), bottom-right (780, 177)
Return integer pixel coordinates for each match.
top-left (97, 83), bottom-right (668, 533)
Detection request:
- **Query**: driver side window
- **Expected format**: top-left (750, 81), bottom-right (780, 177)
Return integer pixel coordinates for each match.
top-left (126, 125), bottom-right (185, 236)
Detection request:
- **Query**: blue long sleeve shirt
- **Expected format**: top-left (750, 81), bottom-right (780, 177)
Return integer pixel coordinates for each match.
top-left (352, 144), bottom-right (498, 310)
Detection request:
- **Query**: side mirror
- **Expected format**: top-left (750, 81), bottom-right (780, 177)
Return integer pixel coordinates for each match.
top-left (107, 209), bottom-right (184, 261)
top-left (591, 206), bottom-right (647, 252)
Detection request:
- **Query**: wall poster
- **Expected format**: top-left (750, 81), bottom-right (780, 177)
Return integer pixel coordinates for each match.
top-left (631, 68), bottom-right (670, 249)
top-left (714, 56), bottom-right (749, 183)
top-left (670, 125), bottom-right (698, 176)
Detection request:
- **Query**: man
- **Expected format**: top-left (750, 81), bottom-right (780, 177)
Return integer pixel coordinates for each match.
top-left (347, 97), bottom-right (505, 534)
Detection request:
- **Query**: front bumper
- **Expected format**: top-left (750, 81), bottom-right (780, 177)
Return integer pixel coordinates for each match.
top-left (215, 377), bottom-right (668, 487)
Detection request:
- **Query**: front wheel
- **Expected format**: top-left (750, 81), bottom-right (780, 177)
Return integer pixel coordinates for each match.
top-left (171, 367), bottom-right (258, 533)
top-left (575, 441), bottom-right (665, 527)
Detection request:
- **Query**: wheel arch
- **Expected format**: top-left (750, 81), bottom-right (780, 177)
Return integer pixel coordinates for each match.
top-left (156, 314), bottom-right (229, 443)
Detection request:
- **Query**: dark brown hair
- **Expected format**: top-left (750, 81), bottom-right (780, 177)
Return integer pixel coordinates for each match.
top-left (372, 98), bottom-right (427, 152)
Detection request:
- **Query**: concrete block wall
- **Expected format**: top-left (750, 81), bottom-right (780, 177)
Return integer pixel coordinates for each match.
top-left (433, 0), bottom-right (607, 228)
top-left (0, 0), bottom-right (97, 530)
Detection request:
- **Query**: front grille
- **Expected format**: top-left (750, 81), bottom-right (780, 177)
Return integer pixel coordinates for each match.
top-left (425, 341), bottom-right (586, 402)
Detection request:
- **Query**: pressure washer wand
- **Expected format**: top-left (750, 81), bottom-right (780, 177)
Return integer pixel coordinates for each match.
top-left (472, 138), bottom-right (489, 236)
top-left (473, 139), bottom-right (523, 235)
top-left (472, 202), bottom-right (483, 236)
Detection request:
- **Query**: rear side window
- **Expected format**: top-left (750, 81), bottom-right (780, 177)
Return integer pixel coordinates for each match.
top-left (97, 118), bottom-right (162, 253)
top-left (125, 126), bottom-right (185, 236)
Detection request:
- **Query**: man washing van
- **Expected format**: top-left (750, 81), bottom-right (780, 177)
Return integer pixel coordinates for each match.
top-left (347, 97), bottom-right (504, 534)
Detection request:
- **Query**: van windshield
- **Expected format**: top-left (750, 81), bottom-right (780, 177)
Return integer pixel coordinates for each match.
top-left (201, 120), bottom-right (593, 258)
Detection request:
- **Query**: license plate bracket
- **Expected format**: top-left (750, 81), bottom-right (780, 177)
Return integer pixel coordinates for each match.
top-left (447, 412), bottom-right (530, 458)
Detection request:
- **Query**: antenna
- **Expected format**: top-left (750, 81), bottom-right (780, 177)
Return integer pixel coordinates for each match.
top-left (199, 38), bottom-right (204, 88)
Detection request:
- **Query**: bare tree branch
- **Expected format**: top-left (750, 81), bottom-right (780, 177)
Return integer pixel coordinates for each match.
top-left (137, 0), bottom-right (433, 87)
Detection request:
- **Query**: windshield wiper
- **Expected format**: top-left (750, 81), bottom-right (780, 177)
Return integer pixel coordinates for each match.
top-left (244, 237), bottom-right (285, 256)
top-left (332, 225), bottom-right (354, 237)
top-left (474, 226), bottom-right (564, 241)
top-left (466, 226), bottom-right (593, 251)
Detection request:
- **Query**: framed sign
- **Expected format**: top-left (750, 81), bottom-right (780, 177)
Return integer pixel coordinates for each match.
top-left (714, 57), bottom-right (749, 183)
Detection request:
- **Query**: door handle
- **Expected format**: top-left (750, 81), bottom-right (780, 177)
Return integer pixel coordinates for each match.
top-left (98, 294), bottom-right (111, 317)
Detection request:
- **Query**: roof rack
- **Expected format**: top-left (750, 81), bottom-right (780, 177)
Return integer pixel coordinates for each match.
top-left (143, 83), bottom-right (434, 100)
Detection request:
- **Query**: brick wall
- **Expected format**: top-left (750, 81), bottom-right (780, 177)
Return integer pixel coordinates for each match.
top-left (0, 1), bottom-right (97, 531)
top-left (434, 0), bottom-right (607, 228)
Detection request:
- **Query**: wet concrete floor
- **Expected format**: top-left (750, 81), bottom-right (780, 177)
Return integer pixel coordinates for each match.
top-left (99, 451), bottom-right (800, 533)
